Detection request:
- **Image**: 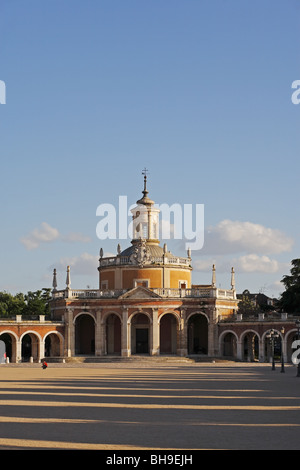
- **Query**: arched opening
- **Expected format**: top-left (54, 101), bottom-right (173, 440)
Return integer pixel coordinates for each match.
top-left (0, 333), bottom-right (16, 363)
top-left (222, 332), bottom-right (237, 358)
top-left (264, 330), bottom-right (282, 363)
top-left (160, 314), bottom-right (177, 354)
top-left (187, 314), bottom-right (208, 355)
top-left (131, 313), bottom-right (150, 354)
top-left (21, 333), bottom-right (40, 362)
top-left (242, 332), bottom-right (259, 362)
top-left (44, 333), bottom-right (62, 357)
top-left (106, 314), bottom-right (121, 355)
top-left (75, 314), bottom-right (95, 355)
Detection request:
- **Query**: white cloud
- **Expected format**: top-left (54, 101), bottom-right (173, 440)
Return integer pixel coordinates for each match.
top-left (194, 254), bottom-right (283, 274)
top-left (21, 222), bottom-right (60, 250)
top-left (202, 219), bottom-right (293, 255)
top-left (62, 232), bottom-right (92, 243)
top-left (193, 258), bottom-right (219, 272)
top-left (193, 253), bottom-right (292, 277)
top-left (21, 223), bottom-right (91, 250)
top-left (53, 252), bottom-right (98, 277)
top-left (233, 254), bottom-right (279, 273)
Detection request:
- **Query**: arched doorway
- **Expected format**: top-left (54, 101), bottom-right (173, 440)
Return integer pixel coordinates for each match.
top-left (160, 314), bottom-right (177, 354)
top-left (187, 314), bottom-right (208, 355)
top-left (75, 314), bottom-right (95, 355)
top-left (0, 333), bottom-right (16, 363)
top-left (21, 333), bottom-right (40, 362)
top-left (44, 332), bottom-right (62, 357)
top-left (242, 331), bottom-right (259, 361)
top-left (131, 313), bottom-right (150, 354)
top-left (106, 314), bottom-right (121, 355)
top-left (222, 332), bottom-right (237, 358)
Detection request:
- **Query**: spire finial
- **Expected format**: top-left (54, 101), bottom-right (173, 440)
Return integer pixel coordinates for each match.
top-left (142, 168), bottom-right (149, 196)
top-left (52, 268), bottom-right (57, 292)
top-left (231, 267), bottom-right (235, 290)
top-left (137, 168), bottom-right (154, 206)
top-left (66, 265), bottom-right (71, 290)
top-left (212, 264), bottom-right (216, 288)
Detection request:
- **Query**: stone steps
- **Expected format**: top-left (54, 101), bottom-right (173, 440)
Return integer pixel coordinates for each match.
top-left (45, 355), bottom-right (226, 364)
top-left (65, 356), bottom-right (193, 364)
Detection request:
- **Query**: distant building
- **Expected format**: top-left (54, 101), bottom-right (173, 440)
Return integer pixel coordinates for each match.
top-left (237, 290), bottom-right (278, 311)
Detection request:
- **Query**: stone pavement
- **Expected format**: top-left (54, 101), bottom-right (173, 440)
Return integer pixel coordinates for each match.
top-left (0, 361), bottom-right (299, 450)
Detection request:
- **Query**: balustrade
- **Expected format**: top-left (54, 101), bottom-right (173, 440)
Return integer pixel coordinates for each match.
top-left (52, 286), bottom-right (234, 300)
top-left (99, 255), bottom-right (190, 267)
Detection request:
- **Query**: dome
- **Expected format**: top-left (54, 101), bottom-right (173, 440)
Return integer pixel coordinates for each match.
top-left (119, 243), bottom-right (174, 259)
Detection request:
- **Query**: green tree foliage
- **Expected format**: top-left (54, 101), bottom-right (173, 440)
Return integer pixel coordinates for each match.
top-left (24, 289), bottom-right (51, 316)
top-left (237, 290), bottom-right (260, 316)
top-left (0, 289), bottom-right (51, 318)
top-left (278, 259), bottom-right (300, 314)
top-left (0, 292), bottom-right (26, 317)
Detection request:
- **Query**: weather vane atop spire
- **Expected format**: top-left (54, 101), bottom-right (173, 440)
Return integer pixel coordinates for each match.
top-left (142, 168), bottom-right (149, 193)
top-left (137, 167), bottom-right (153, 206)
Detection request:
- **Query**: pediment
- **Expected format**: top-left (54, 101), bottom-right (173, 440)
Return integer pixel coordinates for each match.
top-left (118, 286), bottom-right (161, 299)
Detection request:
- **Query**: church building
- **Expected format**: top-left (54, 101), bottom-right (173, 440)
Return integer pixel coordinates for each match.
top-left (50, 174), bottom-right (238, 359)
top-left (0, 174), bottom-right (298, 363)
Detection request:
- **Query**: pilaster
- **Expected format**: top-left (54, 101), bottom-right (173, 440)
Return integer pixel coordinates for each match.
top-left (178, 308), bottom-right (187, 356)
top-left (121, 307), bottom-right (130, 357)
top-left (95, 309), bottom-right (102, 356)
top-left (16, 338), bottom-right (21, 363)
top-left (208, 307), bottom-right (218, 356)
top-left (64, 308), bottom-right (74, 357)
top-left (151, 308), bottom-right (159, 356)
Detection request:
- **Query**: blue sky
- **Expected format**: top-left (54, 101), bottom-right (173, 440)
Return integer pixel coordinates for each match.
top-left (0, 0), bottom-right (299, 298)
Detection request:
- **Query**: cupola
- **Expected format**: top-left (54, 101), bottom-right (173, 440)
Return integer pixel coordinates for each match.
top-left (98, 172), bottom-right (192, 291)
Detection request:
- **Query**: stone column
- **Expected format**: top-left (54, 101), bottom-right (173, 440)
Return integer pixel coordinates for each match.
top-left (121, 307), bottom-right (130, 357)
top-left (16, 338), bottom-right (22, 363)
top-left (39, 338), bottom-right (45, 362)
top-left (259, 337), bottom-right (264, 362)
top-left (208, 321), bottom-right (216, 356)
top-left (64, 308), bottom-right (74, 357)
top-left (236, 339), bottom-right (243, 360)
top-left (208, 307), bottom-right (218, 356)
top-left (178, 308), bottom-right (188, 356)
top-left (95, 309), bottom-right (102, 356)
top-left (151, 308), bottom-right (159, 356)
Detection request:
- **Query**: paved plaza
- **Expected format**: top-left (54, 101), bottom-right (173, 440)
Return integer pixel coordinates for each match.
top-left (0, 360), bottom-right (299, 450)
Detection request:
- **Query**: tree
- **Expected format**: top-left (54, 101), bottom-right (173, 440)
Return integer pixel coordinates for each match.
top-left (23, 289), bottom-right (51, 316)
top-left (237, 290), bottom-right (260, 316)
top-left (278, 259), bottom-right (300, 314)
top-left (0, 292), bottom-right (26, 317)
top-left (0, 289), bottom-right (51, 318)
